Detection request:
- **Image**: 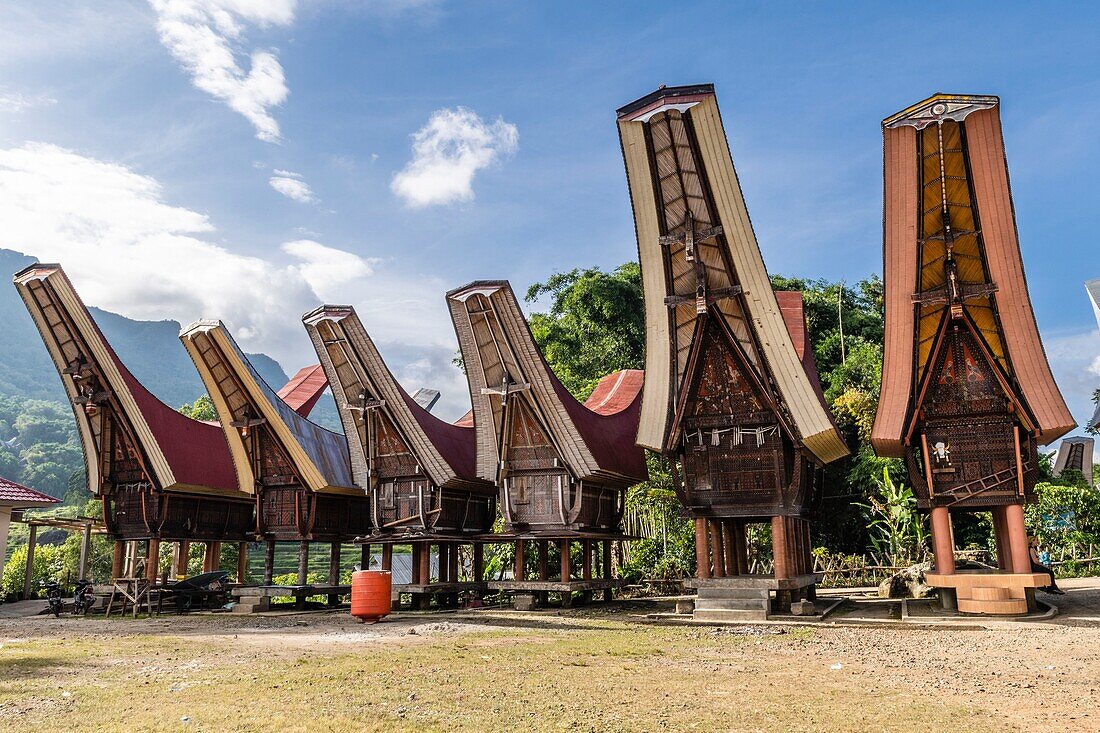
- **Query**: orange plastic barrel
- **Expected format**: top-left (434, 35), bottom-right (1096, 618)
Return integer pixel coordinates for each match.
top-left (351, 570), bottom-right (392, 623)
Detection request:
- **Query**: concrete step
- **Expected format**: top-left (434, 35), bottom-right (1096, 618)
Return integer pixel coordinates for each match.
top-left (694, 598), bottom-right (769, 612)
top-left (693, 608), bottom-right (768, 623)
top-left (972, 586), bottom-right (1010, 601)
top-left (696, 587), bottom-right (771, 601)
top-left (958, 597), bottom-right (1027, 615)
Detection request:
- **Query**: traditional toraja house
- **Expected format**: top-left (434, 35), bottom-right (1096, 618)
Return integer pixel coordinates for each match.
top-left (447, 280), bottom-right (647, 608)
top-left (180, 320), bottom-right (370, 601)
top-left (1052, 437), bottom-right (1094, 484)
top-left (302, 305), bottom-right (496, 609)
top-left (616, 84), bottom-right (848, 620)
top-left (14, 265), bottom-right (253, 583)
top-left (873, 94), bottom-right (1076, 614)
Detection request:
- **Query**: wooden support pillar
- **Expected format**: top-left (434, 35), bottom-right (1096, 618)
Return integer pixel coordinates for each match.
top-left (721, 522), bottom-right (736, 577)
top-left (449, 543), bottom-right (459, 584)
top-left (411, 543), bottom-right (423, 584)
top-left (176, 540), bottom-right (191, 579)
top-left (381, 544), bottom-right (393, 571)
top-left (263, 541), bottom-right (275, 584)
top-left (296, 541), bottom-right (309, 586)
top-left (237, 542), bottom-right (249, 583)
top-left (472, 542), bottom-right (483, 582)
top-left (1004, 503), bottom-right (1032, 574)
top-left (22, 524), bottom-right (37, 600)
top-left (732, 521), bottom-right (748, 575)
top-left (145, 539), bottom-right (160, 583)
top-left (992, 506), bottom-right (1011, 571)
top-left (538, 540), bottom-right (549, 580)
top-left (771, 516), bottom-right (789, 580)
top-left (602, 539), bottom-right (613, 601)
top-left (328, 542), bottom-right (341, 585)
top-left (78, 522), bottom-right (92, 580)
top-left (930, 506), bottom-right (955, 575)
top-left (514, 539), bottom-right (526, 581)
top-left (582, 540), bottom-right (593, 581)
top-left (694, 517), bottom-right (711, 579)
top-left (419, 542), bottom-right (431, 584)
top-left (709, 520), bottom-right (726, 578)
top-left (112, 540), bottom-right (125, 580)
top-left (126, 541), bottom-right (138, 577)
top-left (560, 539), bottom-right (572, 608)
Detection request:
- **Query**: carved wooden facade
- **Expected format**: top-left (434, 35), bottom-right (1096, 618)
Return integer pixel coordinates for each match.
top-left (448, 282), bottom-right (646, 537)
top-left (181, 321), bottom-right (371, 542)
top-left (14, 265), bottom-right (252, 541)
top-left (873, 94), bottom-right (1074, 510)
top-left (302, 306), bottom-right (495, 540)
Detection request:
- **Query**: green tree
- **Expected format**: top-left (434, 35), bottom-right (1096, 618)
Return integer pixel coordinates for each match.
top-left (526, 263), bottom-right (644, 399)
top-left (179, 394), bottom-right (218, 421)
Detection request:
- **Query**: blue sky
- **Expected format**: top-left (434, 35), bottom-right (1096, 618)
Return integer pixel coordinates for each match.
top-left (0, 1), bottom-right (1097, 445)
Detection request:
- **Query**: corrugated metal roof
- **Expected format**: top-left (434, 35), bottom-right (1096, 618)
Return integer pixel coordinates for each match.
top-left (277, 365), bottom-right (329, 417)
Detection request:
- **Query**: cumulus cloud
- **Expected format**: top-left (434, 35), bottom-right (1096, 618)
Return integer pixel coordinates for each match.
top-left (0, 90), bottom-right (57, 113)
top-left (391, 107), bottom-right (518, 207)
top-left (282, 239), bottom-right (377, 299)
top-left (269, 169), bottom-right (317, 203)
top-left (148, 0), bottom-right (295, 142)
top-left (0, 142), bottom-right (471, 416)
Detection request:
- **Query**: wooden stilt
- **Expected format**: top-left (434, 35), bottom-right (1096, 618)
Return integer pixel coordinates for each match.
top-left (694, 517), bottom-right (711, 579)
top-left (328, 542), bottom-right (341, 585)
top-left (263, 541), bottom-right (275, 584)
top-left (930, 506), bottom-right (955, 574)
top-left (602, 539), bottom-right (613, 601)
top-left (733, 521), bottom-right (749, 575)
top-left (1004, 503), bottom-right (1031, 574)
top-left (538, 540), bottom-right (548, 580)
top-left (721, 521), bottom-right (736, 577)
top-left (381, 544), bottom-right (393, 571)
top-left (77, 522), bottom-right (92, 580)
top-left (411, 544), bottom-right (423, 584)
top-left (771, 516), bottom-right (789, 580)
top-left (710, 520), bottom-right (726, 578)
top-left (514, 539), bottom-right (526, 581)
top-left (472, 542), bottom-right (484, 582)
top-left (111, 539), bottom-right (125, 580)
top-left (419, 542), bottom-right (431, 584)
top-left (560, 539), bottom-right (572, 608)
top-left (448, 542), bottom-right (459, 584)
top-left (177, 540), bottom-right (191, 579)
top-left (992, 506), bottom-right (1011, 571)
top-left (582, 540), bottom-right (593, 581)
top-left (237, 542), bottom-right (249, 583)
top-left (203, 541), bottom-right (220, 573)
top-left (145, 539), bottom-right (160, 583)
top-left (22, 524), bottom-right (37, 600)
top-left (296, 541), bottom-right (309, 586)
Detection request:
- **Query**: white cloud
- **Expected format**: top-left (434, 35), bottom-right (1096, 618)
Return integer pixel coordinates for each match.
top-left (148, 0), bottom-right (296, 143)
top-left (282, 239), bottom-right (377, 298)
top-left (0, 91), bottom-right (57, 113)
top-left (269, 169), bottom-right (317, 203)
top-left (1090, 355), bottom-right (1100, 379)
top-left (0, 142), bottom-right (471, 417)
top-left (391, 107), bottom-right (518, 207)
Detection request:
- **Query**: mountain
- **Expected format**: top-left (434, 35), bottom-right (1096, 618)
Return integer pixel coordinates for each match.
top-left (0, 247), bottom-right (341, 428)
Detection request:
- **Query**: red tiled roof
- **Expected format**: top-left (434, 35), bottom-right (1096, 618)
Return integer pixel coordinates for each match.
top-left (277, 364), bottom-right (329, 417)
top-left (0, 476), bottom-right (60, 506)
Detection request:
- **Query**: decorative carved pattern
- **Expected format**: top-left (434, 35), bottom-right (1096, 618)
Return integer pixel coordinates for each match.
top-left (678, 320), bottom-right (803, 516)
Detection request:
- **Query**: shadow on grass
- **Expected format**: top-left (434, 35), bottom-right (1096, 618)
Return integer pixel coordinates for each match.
top-left (0, 650), bottom-right (80, 681)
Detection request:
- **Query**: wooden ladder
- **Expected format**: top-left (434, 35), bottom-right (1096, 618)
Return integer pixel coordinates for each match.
top-left (940, 466), bottom-right (1019, 506)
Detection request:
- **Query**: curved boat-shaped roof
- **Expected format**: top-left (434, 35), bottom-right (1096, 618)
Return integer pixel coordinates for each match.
top-left (447, 280), bottom-right (648, 487)
top-left (872, 93), bottom-right (1074, 456)
top-left (301, 305), bottom-right (486, 492)
top-left (617, 84), bottom-right (847, 464)
top-left (180, 320), bottom-right (356, 494)
top-left (13, 264), bottom-right (239, 496)
top-left (278, 364), bottom-right (329, 417)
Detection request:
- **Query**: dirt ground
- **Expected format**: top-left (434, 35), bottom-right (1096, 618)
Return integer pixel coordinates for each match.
top-left (1, 580), bottom-right (1099, 733)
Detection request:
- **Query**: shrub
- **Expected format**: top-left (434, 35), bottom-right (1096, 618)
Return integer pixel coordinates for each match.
top-left (2, 543), bottom-right (64, 598)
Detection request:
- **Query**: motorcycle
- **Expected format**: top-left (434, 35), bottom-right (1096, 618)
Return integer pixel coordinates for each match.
top-left (72, 579), bottom-right (97, 615)
top-left (41, 580), bottom-right (63, 618)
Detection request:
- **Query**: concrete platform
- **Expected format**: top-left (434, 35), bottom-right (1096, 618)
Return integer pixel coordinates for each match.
top-left (926, 571), bottom-right (1047, 615)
